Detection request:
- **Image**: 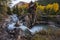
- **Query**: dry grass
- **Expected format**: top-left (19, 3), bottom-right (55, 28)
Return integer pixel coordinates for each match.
top-left (31, 28), bottom-right (60, 40)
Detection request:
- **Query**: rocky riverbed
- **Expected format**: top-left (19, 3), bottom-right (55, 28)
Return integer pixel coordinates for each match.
top-left (0, 14), bottom-right (60, 40)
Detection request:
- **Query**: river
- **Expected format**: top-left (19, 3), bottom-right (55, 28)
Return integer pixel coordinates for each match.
top-left (6, 14), bottom-right (56, 35)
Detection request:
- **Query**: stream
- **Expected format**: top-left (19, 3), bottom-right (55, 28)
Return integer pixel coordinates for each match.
top-left (6, 14), bottom-right (55, 35)
top-left (7, 0), bottom-right (59, 35)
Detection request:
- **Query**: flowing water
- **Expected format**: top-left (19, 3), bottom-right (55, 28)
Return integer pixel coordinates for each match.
top-left (7, 14), bottom-right (49, 34)
top-left (30, 25), bottom-right (48, 34)
top-left (8, 0), bottom-right (58, 35)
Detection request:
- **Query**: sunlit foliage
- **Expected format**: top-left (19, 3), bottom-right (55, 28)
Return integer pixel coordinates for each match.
top-left (37, 5), bottom-right (45, 11)
top-left (53, 3), bottom-right (59, 12)
top-left (37, 3), bottom-right (59, 12)
top-left (14, 2), bottom-right (59, 15)
top-left (46, 4), bottom-right (53, 10)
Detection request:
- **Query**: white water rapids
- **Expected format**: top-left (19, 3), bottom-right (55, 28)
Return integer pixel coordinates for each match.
top-left (7, 14), bottom-right (47, 34)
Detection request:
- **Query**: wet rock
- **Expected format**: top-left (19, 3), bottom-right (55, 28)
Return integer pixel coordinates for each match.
top-left (14, 22), bottom-right (20, 27)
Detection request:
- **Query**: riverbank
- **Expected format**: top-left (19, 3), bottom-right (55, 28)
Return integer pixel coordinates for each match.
top-left (18, 14), bottom-right (60, 28)
top-left (0, 14), bottom-right (60, 40)
top-left (0, 25), bottom-right (60, 40)
top-left (31, 29), bottom-right (60, 40)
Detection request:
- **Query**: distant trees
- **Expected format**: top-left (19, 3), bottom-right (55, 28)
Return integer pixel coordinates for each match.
top-left (36, 3), bottom-right (59, 15)
top-left (37, 0), bottom-right (60, 5)
top-left (13, 4), bottom-right (28, 16)
top-left (0, 0), bottom-right (60, 16)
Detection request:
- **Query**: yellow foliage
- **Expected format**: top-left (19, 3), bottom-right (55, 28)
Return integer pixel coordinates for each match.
top-left (19, 4), bottom-right (28, 9)
top-left (18, 2), bottom-right (59, 13)
top-left (35, 2), bottom-right (39, 6)
top-left (53, 3), bottom-right (59, 12)
top-left (40, 5), bottom-right (45, 11)
top-left (37, 5), bottom-right (45, 11)
top-left (46, 3), bottom-right (59, 12)
top-left (46, 4), bottom-right (53, 10)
